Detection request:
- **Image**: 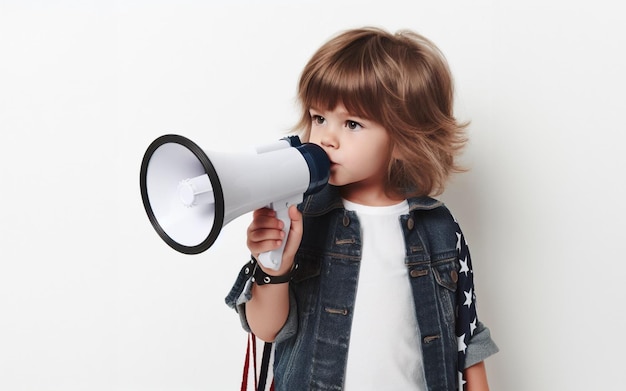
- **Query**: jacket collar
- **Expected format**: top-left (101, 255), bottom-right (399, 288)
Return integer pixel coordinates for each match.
top-left (300, 185), bottom-right (443, 216)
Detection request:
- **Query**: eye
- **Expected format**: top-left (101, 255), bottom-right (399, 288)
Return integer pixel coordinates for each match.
top-left (311, 114), bottom-right (325, 125)
top-left (345, 120), bottom-right (362, 130)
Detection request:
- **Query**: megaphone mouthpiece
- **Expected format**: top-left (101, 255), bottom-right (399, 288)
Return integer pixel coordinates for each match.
top-left (295, 143), bottom-right (331, 197)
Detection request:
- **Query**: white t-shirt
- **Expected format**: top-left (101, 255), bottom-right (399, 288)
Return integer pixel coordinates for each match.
top-left (342, 199), bottom-right (426, 391)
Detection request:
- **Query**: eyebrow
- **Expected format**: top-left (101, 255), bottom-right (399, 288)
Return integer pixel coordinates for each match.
top-left (309, 106), bottom-right (368, 121)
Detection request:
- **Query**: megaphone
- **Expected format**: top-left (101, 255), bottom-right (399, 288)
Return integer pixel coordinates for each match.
top-left (139, 134), bottom-right (330, 270)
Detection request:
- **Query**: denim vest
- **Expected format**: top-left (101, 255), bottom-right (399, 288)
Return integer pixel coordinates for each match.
top-left (226, 186), bottom-right (497, 391)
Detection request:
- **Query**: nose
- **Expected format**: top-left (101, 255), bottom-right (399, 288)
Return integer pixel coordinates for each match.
top-left (317, 124), bottom-right (339, 150)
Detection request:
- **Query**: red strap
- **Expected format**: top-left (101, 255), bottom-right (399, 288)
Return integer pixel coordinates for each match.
top-left (240, 334), bottom-right (250, 391)
top-left (241, 333), bottom-right (275, 391)
top-left (241, 333), bottom-right (258, 391)
top-left (252, 334), bottom-right (258, 389)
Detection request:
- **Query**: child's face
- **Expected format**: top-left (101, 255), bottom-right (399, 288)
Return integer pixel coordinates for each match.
top-left (308, 104), bottom-right (395, 204)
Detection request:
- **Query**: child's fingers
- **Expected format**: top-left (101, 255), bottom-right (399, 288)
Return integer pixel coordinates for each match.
top-left (247, 226), bottom-right (285, 245)
top-left (247, 208), bottom-right (285, 255)
top-left (249, 208), bottom-right (284, 230)
top-left (247, 230), bottom-right (284, 256)
top-left (252, 207), bottom-right (276, 219)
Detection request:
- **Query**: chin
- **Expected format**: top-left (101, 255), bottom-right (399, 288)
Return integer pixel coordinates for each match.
top-left (327, 177), bottom-right (344, 187)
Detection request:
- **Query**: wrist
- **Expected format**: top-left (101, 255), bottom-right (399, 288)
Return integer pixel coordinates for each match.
top-left (251, 256), bottom-right (297, 285)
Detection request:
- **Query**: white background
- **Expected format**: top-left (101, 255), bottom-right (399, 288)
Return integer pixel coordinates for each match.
top-left (1, 1), bottom-right (625, 390)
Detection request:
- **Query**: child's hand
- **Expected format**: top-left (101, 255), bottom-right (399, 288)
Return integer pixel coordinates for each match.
top-left (247, 205), bottom-right (303, 275)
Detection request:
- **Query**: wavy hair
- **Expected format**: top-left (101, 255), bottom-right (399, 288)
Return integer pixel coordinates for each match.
top-left (294, 27), bottom-right (468, 197)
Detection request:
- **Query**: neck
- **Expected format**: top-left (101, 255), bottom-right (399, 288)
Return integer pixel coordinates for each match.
top-left (339, 186), bottom-right (404, 207)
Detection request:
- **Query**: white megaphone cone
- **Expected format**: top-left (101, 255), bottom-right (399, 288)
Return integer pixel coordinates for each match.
top-left (139, 134), bottom-right (330, 270)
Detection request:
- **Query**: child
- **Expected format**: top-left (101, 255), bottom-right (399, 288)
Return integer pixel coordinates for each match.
top-left (226, 27), bottom-right (498, 390)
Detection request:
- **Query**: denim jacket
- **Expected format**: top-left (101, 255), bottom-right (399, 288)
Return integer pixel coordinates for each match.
top-left (226, 185), bottom-right (498, 391)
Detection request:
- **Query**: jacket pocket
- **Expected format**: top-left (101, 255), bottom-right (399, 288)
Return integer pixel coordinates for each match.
top-left (432, 256), bottom-right (458, 338)
top-left (432, 256), bottom-right (459, 292)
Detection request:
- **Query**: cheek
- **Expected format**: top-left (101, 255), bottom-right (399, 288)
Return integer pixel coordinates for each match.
top-left (306, 129), bottom-right (321, 145)
top-left (346, 145), bottom-right (383, 171)
top-left (359, 144), bottom-right (392, 172)
top-left (364, 154), bottom-right (387, 172)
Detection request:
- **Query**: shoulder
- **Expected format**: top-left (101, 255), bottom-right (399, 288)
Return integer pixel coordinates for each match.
top-left (408, 196), bottom-right (460, 249)
top-left (408, 196), bottom-right (456, 225)
top-left (407, 195), bottom-right (444, 211)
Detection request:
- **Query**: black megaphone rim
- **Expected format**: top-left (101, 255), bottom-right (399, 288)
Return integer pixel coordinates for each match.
top-left (139, 134), bottom-right (225, 254)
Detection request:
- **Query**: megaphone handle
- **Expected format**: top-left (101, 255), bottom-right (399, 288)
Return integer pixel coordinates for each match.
top-left (257, 195), bottom-right (302, 271)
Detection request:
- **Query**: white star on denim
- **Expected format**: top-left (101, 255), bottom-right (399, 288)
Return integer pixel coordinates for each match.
top-left (458, 372), bottom-right (466, 390)
top-left (457, 333), bottom-right (467, 353)
top-left (464, 288), bottom-right (473, 307)
top-left (470, 317), bottom-right (477, 336)
top-left (459, 257), bottom-right (470, 276)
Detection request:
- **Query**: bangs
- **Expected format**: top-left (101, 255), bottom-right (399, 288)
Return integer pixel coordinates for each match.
top-left (299, 43), bottom-right (385, 121)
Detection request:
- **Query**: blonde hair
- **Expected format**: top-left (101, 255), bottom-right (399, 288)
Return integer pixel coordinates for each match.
top-left (294, 27), bottom-right (467, 197)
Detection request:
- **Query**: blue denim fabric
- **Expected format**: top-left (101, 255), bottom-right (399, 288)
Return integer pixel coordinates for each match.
top-left (225, 185), bottom-right (497, 390)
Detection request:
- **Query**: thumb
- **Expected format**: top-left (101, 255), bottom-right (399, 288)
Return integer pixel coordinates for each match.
top-left (282, 205), bottom-right (303, 263)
